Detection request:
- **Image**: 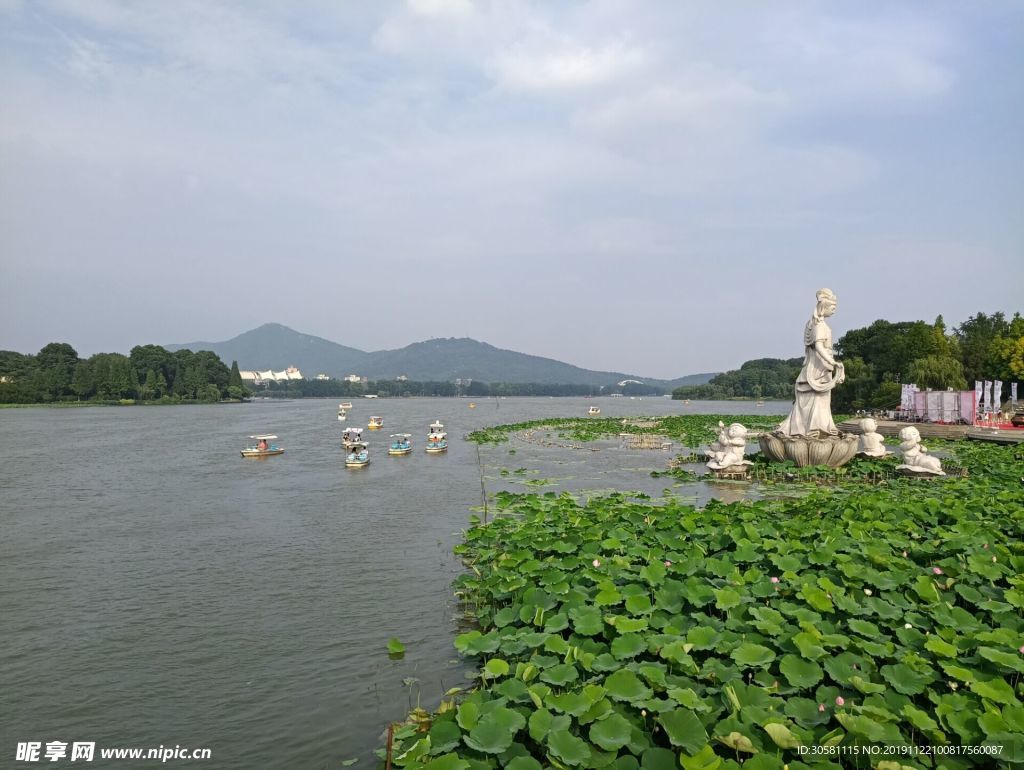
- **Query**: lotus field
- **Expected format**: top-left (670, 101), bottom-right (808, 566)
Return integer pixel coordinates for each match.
top-left (384, 418), bottom-right (1024, 769)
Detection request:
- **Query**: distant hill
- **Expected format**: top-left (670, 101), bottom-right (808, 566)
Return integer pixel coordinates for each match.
top-left (168, 323), bottom-right (718, 389)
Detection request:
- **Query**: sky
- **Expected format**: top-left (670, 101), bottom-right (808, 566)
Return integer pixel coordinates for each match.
top-left (1, 1), bottom-right (1021, 379)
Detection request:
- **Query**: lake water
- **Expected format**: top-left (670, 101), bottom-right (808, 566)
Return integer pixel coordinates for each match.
top-left (0, 397), bottom-right (788, 768)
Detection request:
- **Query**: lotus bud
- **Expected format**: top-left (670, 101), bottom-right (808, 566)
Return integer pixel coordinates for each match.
top-left (818, 703), bottom-right (825, 712)
top-left (905, 623), bottom-right (912, 629)
top-left (863, 588), bottom-right (873, 596)
top-left (835, 696), bottom-right (845, 706)
top-left (592, 559), bottom-right (601, 567)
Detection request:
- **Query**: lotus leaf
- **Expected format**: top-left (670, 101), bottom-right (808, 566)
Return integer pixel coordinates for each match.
top-left (879, 663), bottom-right (935, 695)
top-left (422, 754), bottom-right (470, 770)
top-left (679, 745), bottom-right (723, 770)
top-left (731, 643), bottom-right (775, 668)
top-left (604, 669), bottom-right (652, 703)
top-left (589, 712), bottom-right (632, 751)
top-left (546, 728), bottom-right (590, 766)
top-left (779, 654), bottom-right (823, 688)
top-left (658, 709), bottom-right (708, 753)
top-left (540, 664), bottom-right (579, 687)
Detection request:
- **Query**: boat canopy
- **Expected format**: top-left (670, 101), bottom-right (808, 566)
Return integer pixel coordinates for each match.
top-left (347, 441), bottom-right (368, 449)
top-left (249, 434), bottom-right (278, 440)
top-left (430, 421), bottom-right (444, 430)
top-left (390, 433), bottom-right (411, 439)
top-left (370, 416), bottom-right (383, 421)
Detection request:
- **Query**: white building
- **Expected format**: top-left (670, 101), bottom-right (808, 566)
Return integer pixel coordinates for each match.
top-left (343, 374), bottom-right (366, 383)
top-left (240, 366), bottom-right (303, 384)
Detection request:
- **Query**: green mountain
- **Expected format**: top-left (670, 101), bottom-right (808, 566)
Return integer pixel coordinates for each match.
top-left (168, 323), bottom-right (717, 388)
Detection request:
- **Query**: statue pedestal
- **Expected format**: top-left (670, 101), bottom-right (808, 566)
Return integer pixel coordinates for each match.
top-left (759, 431), bottom-right (858, 468)
top-left (896, 465), bottom-right (945, 478)
top-left (709, 465), bottom-right (752, 480)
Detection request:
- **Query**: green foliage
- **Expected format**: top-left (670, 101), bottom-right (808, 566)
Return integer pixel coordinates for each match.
top-left (387, 437), bottom-right (1024, 767)
top-left (467, 414), bottom-right (780, 446)
top-left (0, 341), bottom-right (238, 404)
top-left (672, 358), bottom-right (800, 401)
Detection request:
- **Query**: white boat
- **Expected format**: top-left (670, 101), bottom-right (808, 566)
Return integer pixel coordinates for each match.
top-left (241, 434), bottom-right (284, 458)
top-left (364, 394), bottom-right (379, 399)
top-left (340, 402), bottom-right (353, 410)
top-left (368, 416), bottom-right (384, 430)
top-left (588, 406), bottom-right (601, 415)
top-left (426, 421), bottom-right (448, 454)
top-left (345, 441), bottom-right (370, 468)
top-left (337, 404), bottom-right (348, 421)
top-left (342, 427), bottom-right (364, 448)
top-left (388, 433), bottom-right (412, 456)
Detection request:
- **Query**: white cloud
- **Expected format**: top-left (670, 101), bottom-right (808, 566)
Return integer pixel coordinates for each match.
top-left (490, 38), bottom-right (647, 91)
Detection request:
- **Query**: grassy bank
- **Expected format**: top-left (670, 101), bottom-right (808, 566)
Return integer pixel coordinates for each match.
top-left (382, 434), bottom-right (1024, 769)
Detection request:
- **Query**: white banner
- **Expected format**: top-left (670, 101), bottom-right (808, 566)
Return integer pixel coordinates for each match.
top-left (984, 381), bottom-right (993, 413)
top-left (994, 380), bottom-right (1002, 413)
top-left (1013, 382), bottom-right (1018, 406)
top-left (941, 391), bottom-right (957, 422)
top-left (975, 381), bottom-right (983, 418)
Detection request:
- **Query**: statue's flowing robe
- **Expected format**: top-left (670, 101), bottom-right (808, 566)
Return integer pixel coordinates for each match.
top-left (779, 316), bottom-right (838, 436)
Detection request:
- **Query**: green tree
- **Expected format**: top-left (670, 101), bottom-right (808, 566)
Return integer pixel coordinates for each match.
top-left (955, 312), bottom-right (1011, 383)
top-left (905, 355), bottom-right (967, 391)
top-left (35, 342), bottom-right (79, 400)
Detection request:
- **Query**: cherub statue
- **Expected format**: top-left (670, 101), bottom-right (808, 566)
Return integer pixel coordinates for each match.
top-left (858, 418), bottom-right (892, 457)
top-left (707, 422), bottom-right (754, 471)
top-left (896, 427), bottom-right (945, 475)
top-left (707, 421), bottom-right (729, 460)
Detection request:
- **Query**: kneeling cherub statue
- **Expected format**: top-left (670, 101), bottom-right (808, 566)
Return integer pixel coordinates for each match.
top-left (858, 418), bottom-right (892, 458)
top-left (707, 422), bottom-right (754, 471)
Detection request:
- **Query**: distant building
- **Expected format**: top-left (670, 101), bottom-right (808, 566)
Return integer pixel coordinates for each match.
top-left (343, 374), bottom-right (363, 383)
top-left (240, 365), bottom-right (303, 384)
top-left (315, 374), bottom-right (330, 381)
top-left (395, 375), bottom-right (408, 381)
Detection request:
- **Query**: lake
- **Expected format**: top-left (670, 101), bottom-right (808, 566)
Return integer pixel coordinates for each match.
top-left (0, 397), bottom-right (788, 767)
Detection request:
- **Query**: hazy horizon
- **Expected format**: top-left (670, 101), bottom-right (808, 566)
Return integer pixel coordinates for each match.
top-left (2, 1), bottom-right (1022, 379)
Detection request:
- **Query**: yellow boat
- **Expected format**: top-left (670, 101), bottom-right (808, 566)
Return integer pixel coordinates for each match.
top-left (368, 416), bottom-right (384, 430)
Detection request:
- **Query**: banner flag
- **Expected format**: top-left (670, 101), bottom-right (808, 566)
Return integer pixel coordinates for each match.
top-left (984, 381), bottom-right (993, 413)
top-left (975, 381), bottom-right (983, 417)
top-left (994, 380), bottom-right (1002, 414)
top-left (1013, 382), bottom-right (1018, 406)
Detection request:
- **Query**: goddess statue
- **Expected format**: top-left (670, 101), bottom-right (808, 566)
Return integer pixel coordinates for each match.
top-left (778, 288), bottom-right (845, 437)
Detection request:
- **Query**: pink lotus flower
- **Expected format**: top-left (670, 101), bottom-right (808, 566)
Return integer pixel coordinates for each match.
top-left (771, 576), bottom-right (780, 584)
top-left (932, 567), bottom-right (943, 575)
top-left (835, 696), bottom-right (845, 707)
top-left (664, 560), bottom-right (672, 567)
top-left (902, 550), bottom-right (908, 558)
top-left (1019, 646), bottom-right (1024, 654)
top-left (983, 543), bottom-right (989, 549)
top-left (592, 559), bottom-right (601, 567)
top-left (818, 704), bottom-right (826, 713)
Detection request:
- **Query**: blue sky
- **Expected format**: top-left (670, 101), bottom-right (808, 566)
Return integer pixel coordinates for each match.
top-left (1, 0), bottom-right (1021, 378)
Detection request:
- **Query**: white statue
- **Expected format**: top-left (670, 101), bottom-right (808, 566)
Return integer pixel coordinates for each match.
top-left (896, 427), bottom-right (945, 475)
top-left (707, 422), bottom-right (753, 471)
top-left (778, 288), bottom-right (846, 437)
top-left (708, 421), bottom-right (728, 458)
top-left (858, 418), bottom-right (892, 457)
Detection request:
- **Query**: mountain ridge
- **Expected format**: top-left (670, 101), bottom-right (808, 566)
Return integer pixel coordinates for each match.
top-left (167, 323), bottom-right (717, 389)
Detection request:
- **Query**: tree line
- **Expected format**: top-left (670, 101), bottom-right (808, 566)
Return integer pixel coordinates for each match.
top-left (0, 343), bottom-right (249, 404)
top-left (258, 378), bottom-right (664, 398)
top-left (673, 311), bottom-right (1024, 411)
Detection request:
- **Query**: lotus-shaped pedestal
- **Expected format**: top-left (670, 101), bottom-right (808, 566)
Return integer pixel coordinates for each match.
top-left (759, 431), bottom-right (859, 468)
